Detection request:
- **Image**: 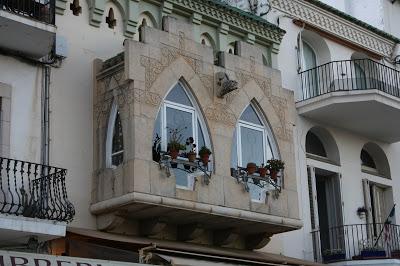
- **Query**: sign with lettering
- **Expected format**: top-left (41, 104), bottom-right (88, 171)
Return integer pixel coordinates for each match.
top-left (0, 251), bottom-right (146, 266)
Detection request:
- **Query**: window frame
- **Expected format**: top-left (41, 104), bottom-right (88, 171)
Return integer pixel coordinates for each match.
top-left (157, 82), bottom-right (212, 190)
top-left (106, 101), bottom-right (124, 168)
top-left (234, 104), bottom-right (279, 203)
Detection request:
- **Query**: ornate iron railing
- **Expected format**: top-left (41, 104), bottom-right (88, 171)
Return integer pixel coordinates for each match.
top-left (0, 0), bottom-right (55, 24)
top-left (299, 59), bottom-right (400, 101)
top-left (311, 223), bottom-right (400, 263)
top-left (0, 157), bottom-right (74, 222)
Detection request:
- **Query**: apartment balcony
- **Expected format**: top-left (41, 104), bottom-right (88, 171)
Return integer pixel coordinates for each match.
top-left (311, 223), bottom-right (400, 265)
top-left (296, 59), bottom-right (400, 143)
top-left (0, 0), bottom-right (56, 59)
top-left (0, 157), bottom-right (74, 247)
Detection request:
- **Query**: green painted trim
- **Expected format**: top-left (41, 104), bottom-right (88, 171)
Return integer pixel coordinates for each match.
top-left (305, 0), bottom-right (400, 43)
top-left (169, 0), bottom-right (285, 44)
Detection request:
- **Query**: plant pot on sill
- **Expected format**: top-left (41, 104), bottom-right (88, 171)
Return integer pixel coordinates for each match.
top-left (247, 162), bottom-right (257, 175)
top-left (188, 152), bottom-right (196, 163)
top-left (258, 167), bottom-right (267, 178)
top-left (323, 253), bottom-right (346, 263)
top-left (269, 169), bottom-right (278, 181)
top-left (200, 154), bottom-right (209, 166)
top-left (360, 250), bottom-right (386, 258)
top-left (170, 149), bottom-right (179, 160)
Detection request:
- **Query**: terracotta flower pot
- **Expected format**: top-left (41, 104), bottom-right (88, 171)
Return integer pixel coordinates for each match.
top-left (200, 154), bottom-right (209, 166)
top-left (270, 169), bottom-right (278, 181)
top-left (170, 149), bottom-right (179, 160)
top-left (247, 163), bottom-right (257, 175)
top-left (258, 167), bottom-right (267, 178)
top-left (188, 152), bottom-right (197, 163)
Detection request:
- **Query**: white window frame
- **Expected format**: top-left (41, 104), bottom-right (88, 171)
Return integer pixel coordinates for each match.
top-left (158, 82), bottom-right (212, 190)
top-left (106, 100), bottom-right (124, 168)
top-left (235, 104), bottom-right (278, 203)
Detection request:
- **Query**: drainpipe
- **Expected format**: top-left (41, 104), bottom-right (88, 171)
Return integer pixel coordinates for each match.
top-left (41, 65), bottom-right (50, 166)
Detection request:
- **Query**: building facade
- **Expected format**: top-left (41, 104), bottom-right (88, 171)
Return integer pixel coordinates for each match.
top-left (0, 0), bottom-right (400, 265)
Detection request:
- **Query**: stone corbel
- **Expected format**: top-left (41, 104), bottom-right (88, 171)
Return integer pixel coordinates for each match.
top-left (89, 0), bottom-right (106, 27)
top-left (97, 212), bottom-right (126, 231)
top-left (177, 223), bottom-right (205, 241)
top-left (213, 228), bottom-right (239, 246)
top-left (139, 217), bottom-right (168, 236)
top-left (216, 72), bottom-right (238, 98)
top-left (245, 232), bottom-right (272, 250)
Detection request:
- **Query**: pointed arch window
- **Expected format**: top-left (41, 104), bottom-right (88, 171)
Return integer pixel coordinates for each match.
top-left (153, 82), bottom-right (211, 189)
top-left (107, 103), bottom-right (124, 168)
top-left (231, 104), bottom-right (278, 202)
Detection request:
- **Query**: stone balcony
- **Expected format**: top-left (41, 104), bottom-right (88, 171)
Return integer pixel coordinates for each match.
top-left (91, 17), bottom-right (301, 249)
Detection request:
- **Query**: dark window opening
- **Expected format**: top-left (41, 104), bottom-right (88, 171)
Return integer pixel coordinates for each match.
top-left (106, 8), bottom-right (116, 29)
top-left (70, 0), bottom-right (82, 16)
top-left (361, 149), bottom-right (376, 169)
top-left (111, 111), bottom-right (123, 166)
top-left (306, 131), bottom-right (327, 157)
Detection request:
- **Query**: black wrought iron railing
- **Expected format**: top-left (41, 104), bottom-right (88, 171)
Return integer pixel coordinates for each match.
top-left (0, 157), bottom-right (74, 222)
top-left (311, 223), bottom-right (400, 263)
top-left (299, 59), bottom-right (400, 101)
top-left (0, 0), bottom-right (55, 24)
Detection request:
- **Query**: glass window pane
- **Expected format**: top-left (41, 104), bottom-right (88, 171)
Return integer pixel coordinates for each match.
top-left (302, 41), bottom-right (317, 70)
top-left (197, 120), bottom-right (205, 151)
top-left (248, 182), bottom-right (266, 202)
top-left (166, 83), bottom-right (193, 107)
top-left (240, 105), bottom-right (262, 125)
top-left (240, 126), bottom-right (264, 166)
top-left (166, 107), bottom-right (193, 146)
top-left (112, 111), bottom-right (123, 166)
top-left (112, 112), bottom-right (123, 153)
top-left (175, 170), bottom-right (189, 187)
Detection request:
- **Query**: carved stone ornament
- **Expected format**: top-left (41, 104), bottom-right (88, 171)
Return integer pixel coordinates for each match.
top-left (270, 0), bottom-right (396, 57)
top-left (216, 72), bottom-right (239, 98)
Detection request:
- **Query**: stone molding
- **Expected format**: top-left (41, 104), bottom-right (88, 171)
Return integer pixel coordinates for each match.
top-left (168, 0), bottom-right (284, 44)
top-left (270, 0), bottom-right (396, 57)
top-left (56, 0), bottom-right (284, 44)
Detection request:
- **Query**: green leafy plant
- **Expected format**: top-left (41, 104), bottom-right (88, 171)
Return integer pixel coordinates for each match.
top-left (267, 159), bottom-right (285, 171)
top-left (199, 146), bottom-right (212, 157)
top-left (167, 128), bottom-right (186, 151)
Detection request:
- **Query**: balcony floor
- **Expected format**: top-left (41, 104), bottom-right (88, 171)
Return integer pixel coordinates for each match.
top-left (0, 213), bottom-right (66, 247)
top-left (0, 10), bottom-right (55, 59)
top-left (296, 89), bottom-right (400, 143)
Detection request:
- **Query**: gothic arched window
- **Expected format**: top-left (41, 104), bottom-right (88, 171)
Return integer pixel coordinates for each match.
top-left (231, 104), bottom-right (279, 202)
top-left (153, 82), bottom-right (211, 189)
top-left (107, 102), bottom-right (124, 167)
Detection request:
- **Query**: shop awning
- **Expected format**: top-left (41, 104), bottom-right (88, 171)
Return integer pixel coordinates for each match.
top-left (67, 227), bottom-right (321, 266)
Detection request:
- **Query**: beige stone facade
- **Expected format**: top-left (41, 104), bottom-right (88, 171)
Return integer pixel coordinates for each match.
top-left (91, 17), bottom-right (300, 249)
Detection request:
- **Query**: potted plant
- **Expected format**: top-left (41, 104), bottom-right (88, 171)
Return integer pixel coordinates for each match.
top-left (267, 159), bottom-right (285, 181)
top-left (184, 137), bottom-right (196, 170)
top-left (360, 246), bottom-right (386, 258)
top-left (199, 146), bottom-right (212, 166)
top-left (186, 137), bottom-right (197, 163)
top-left (258, 163), bottom-right (268, 178)
top-left (167, 128), bottom-right (185, 168)
top-left (322, 249), bottom-right (346, 263)
top-left (357, 206), bottom-right (368, 219)
top-left (246, 162), bottom-right (257, 175)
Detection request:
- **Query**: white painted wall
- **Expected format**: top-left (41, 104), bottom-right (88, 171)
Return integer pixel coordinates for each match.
top-left (261, 5), bottom-right (400, 262)
top-left (50, 0), bottom-right (126, 228)
top-left (0, 54), bottom-right (41, 162)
